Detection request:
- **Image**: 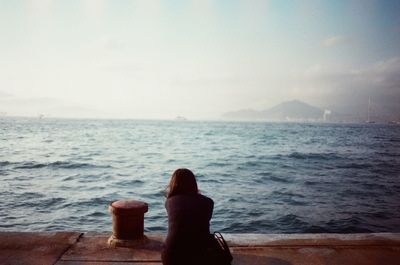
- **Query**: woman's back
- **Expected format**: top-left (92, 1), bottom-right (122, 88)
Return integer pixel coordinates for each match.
top-left (165, 193), bottom-right (214, 249)
top-left (162, 168), bottom-right (214, 265)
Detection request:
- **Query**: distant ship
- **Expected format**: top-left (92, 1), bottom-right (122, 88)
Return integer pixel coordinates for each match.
top-left (175, 116), bottom-right (187, 121)
top-left (38, 114), bottom-right (45, 119)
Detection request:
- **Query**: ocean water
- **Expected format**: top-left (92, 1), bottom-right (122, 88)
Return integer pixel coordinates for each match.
top-left (0, 118), bottom-right (400, 234)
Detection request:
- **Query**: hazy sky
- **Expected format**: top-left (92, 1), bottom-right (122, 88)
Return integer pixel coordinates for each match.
top-left (0, 0), bottom-right (400, 119)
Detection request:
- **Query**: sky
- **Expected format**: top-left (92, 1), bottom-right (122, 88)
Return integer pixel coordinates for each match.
top-left (0, 0), bottom-right (400, 120)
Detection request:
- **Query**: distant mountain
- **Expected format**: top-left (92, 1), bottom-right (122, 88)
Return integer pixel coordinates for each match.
top-left (263, 100), bottom-right (324, 120)
top-left (223, 100), bottom-right (325, 121)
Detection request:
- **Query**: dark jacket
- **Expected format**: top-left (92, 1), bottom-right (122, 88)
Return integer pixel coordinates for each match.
top-left (162, 193), bottom-right (214, 265)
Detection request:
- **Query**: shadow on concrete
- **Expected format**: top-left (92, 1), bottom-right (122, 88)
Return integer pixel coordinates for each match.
top-left (233, 254), bottom-right (293, 265)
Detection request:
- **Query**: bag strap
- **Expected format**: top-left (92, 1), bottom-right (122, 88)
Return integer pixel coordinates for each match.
top-left (213, 232), bottom-right (233, 260)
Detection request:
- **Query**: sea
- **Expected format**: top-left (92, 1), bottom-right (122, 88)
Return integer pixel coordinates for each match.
top-left (1, 117), bottom-right (400, 234)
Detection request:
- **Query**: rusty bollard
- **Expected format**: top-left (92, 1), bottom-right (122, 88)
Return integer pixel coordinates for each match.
top-left (107, 199), bottom-right (149, 248)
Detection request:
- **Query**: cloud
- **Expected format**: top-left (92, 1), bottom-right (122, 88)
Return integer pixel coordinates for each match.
top-left (104, 38), bottom-right (126, 52)
top-left (27, 0), bottom-right (52, 17)
top-left (0, 90), bottom-right (13, 98)
top-left (290, 57), bottom-right (400, 120)
top-left (83, 0), bottom-right (107, 20)
top-left (322, 35), bottom-right (346, 48)
top-left (0, 95), bottom-right (107, 118)
top-left (372, 57), bottom-right (400, 87)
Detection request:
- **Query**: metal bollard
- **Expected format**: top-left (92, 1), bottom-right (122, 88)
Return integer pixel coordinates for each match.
top-left (108, 199), bottom-right (148, 247)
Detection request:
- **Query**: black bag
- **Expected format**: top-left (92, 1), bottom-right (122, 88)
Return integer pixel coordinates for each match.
top-left (206, 232), bottom-right (233, 265)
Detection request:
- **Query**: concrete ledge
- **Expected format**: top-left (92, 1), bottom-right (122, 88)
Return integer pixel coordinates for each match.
top-left (0, 232), bottom-right (81, 265)
top-left (0, 232), bottom-right (399, 265)
top-left (60, 233), bottom-right (163, 263)
top-left (224, 232), bottom-right (400, 247)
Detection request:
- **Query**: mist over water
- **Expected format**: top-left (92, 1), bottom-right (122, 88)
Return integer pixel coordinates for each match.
top-left (1, 118), bottom-right (400, 233)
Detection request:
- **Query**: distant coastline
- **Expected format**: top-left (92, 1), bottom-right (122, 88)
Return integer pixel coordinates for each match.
top-left (222, 99), bottom-right (400, 124)
top-left (1, 98), bottom-right (399, 125)
top-left (0, 114), bottom-right (399, 125)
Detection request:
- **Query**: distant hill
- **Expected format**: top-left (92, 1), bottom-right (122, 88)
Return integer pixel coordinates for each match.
top-left (263, 100), bottom-right (324, 120)
top-left (223, 100), bottom-right (325, 121)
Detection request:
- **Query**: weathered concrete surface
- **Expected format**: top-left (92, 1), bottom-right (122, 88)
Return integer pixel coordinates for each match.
top-left (0, 232), bottom-right (81, 265)
top-left (224, 233), bottom-right (400, 247)
top-left (56, 261), bottom-right (161, 265)
top-left (0, 232), bottom-right (399, 265)
top-left (227, 233), bottom-right (400, 265)
top-left (59, 232), bottom-right (163, 264)
top-left (232, 246), bottom-right (400, 265)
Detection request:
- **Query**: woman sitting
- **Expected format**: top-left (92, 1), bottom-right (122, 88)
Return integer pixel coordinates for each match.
top-left (162, 168), bottom-right (214, 265)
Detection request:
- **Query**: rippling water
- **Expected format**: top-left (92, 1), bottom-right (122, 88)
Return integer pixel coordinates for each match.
top-left (1, 117), bottom-right (400, 233)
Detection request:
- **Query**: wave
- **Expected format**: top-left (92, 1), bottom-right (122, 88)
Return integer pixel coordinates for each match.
top-left (273, 190), bottom-right (305, 197)
top-left (13, 161), bottom-right (112, 169)
top-left (15, 162), bottom-right (47, 169)
top-left (223, 214), bottom-right (311, 233)
top-left (275, 214), bottom-right (307, 226)
top-left (258, 173), bottom-right (293, 184)
top-left (304, 180), bottom-right (318, 186)
top-left (337, 162), bottom-right (372, 169)
top-left (237, 161), bottom-right (262, 169)
top-left (72, 197), bottom-right (114, 208)
top-left (0, 161), bottom-right (11, 167)
top-left (86, 211), bottom-right (108, 217)
top-left (324, 216), bottom-right (373, 233)
top-left (13, 196), bottom-right (66, 209)
top-left (115, 179), bottom-right (145, 186)
top-left (16, 192), bottom-right (46, 200)
top-left (268, 175), bottom-right (292, 183)
top-left (287, 152), bottom-right (341, 160)
top-left (206, 162), bottom-right (230, 167)
top-left (62, 175), bottom-right (80, 181)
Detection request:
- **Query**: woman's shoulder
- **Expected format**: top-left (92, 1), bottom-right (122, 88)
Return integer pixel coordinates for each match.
top-left (166, 193), bottom-right (213, 204)
top-left (197, 194), bottom-right (214, 208)
top-left (198, 193), bottom-right (213, 202)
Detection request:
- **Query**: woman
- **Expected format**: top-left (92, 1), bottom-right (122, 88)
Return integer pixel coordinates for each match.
top-left (162, 168), bottom-right (214, 265)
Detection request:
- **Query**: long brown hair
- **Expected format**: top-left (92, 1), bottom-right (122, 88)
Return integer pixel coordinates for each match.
top-left (166, 168), bottom-right (199, 198)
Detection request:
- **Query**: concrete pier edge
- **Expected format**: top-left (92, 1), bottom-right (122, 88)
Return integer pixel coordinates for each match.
top-left (223, 232), bottom-right (400, 247)
top-left (1, 232), bottom-right (399, 265)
